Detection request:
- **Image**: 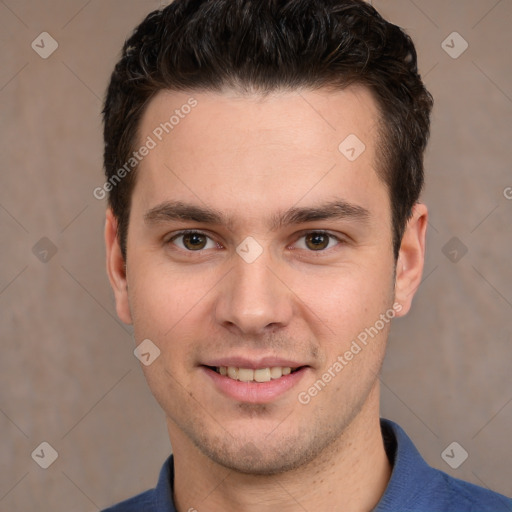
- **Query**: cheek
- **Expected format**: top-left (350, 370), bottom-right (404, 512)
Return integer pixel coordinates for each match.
top-left (129, 278), bottom-right (173, 337)
top-left (128, 260), bottom-right (204, 335)
top-left (127, 260), bottom-right (224, 376)
top-left (292, 260), bottom-right (395, 340)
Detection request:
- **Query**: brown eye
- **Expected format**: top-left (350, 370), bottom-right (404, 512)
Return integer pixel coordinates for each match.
top-left (182, 232), bottom-right (207, 250)
top-left (170, 231), bottom-right (216, 251)
top-left (304, 232), bottom-right (331, 251)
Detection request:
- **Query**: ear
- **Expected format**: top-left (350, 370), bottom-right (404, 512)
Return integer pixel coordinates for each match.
top-left (105, 208), bottom-right (133, 325)
top-left (394, 203), bottom-right (428, 317)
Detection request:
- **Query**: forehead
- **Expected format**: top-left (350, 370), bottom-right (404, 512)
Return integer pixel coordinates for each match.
top-left (132, 86), bottom-right (387, 225)
top-left (139, 85), bottom-right (380, 153)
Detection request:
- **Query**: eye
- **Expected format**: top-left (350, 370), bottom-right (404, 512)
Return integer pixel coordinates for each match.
top-left (168, 231), bottom-right (218, 251)
top-left (293, 231), bottom-right (342, 252)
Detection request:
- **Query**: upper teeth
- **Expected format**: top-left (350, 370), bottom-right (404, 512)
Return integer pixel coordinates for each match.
top-left (218, 366), bottom-right (293, 382)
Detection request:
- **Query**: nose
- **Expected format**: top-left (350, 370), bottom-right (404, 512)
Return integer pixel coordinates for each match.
top-left (214, 246), bottom-right (293, 336)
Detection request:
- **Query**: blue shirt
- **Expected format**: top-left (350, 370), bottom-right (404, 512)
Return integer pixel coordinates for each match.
top-left (103, 419), bottom-right (512, 511)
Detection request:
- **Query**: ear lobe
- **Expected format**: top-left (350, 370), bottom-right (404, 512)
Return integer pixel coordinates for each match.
top-left (394, 203), bottom-right (428, 317)
top-left (105, 208), bottom-right (133, 325)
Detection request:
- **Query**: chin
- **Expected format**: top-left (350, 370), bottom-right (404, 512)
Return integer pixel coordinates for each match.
top-left (206, 446), bottom-right (307, 476)
top-left (191, 425), bottom-right (331, 476)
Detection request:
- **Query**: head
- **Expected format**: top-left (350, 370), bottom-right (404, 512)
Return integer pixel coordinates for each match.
top-left (103, 0), bottom-right (432, 475)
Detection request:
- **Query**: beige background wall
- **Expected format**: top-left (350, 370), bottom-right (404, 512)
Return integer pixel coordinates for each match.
top-left (1, 0), bottom-right (511, 510)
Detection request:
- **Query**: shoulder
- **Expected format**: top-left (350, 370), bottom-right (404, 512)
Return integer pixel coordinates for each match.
top-left (431, 470), bottom-right (512, 512)
top-left (377, 419), bottom-right (512, 512)
top-left (102, 489), bottom-right (155, 512)
top-left (101, 455), bottom-right (175, 512)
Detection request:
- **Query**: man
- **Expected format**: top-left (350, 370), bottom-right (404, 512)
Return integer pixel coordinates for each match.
top-left (100, 0), bottom-right (512, 510)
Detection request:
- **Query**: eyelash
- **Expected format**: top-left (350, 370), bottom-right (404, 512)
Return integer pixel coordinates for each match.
top-left (166, 229), bottom-right (345, 254)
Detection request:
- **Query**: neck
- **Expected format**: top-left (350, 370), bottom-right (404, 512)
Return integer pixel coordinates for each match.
top-left (170, 384), bottom-right (391, 512)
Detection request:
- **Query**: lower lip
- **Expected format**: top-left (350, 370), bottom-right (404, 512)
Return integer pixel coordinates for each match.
top-left (201, 366), bottom-right (309, 404)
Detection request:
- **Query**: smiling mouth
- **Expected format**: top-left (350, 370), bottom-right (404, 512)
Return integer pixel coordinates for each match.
top-left (206, 366), bottom-right (304, 383)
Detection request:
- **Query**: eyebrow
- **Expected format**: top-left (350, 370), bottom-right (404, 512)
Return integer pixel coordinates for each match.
top-left (143, 199), bottom-right (371, 231)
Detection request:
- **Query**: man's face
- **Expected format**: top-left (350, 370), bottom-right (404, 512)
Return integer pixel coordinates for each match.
top-left (107, 86), bottom-right (416, 474)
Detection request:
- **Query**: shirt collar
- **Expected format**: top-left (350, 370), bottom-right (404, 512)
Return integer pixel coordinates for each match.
top-left (373, 418), bottom-right (437, 511)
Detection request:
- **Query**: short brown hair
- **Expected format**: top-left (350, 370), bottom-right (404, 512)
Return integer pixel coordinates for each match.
top-left (102, 0), bottom-right (433, 260)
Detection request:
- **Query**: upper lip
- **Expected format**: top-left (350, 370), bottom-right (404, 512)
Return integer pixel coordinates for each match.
top-left (202, 357), bottom-right (308, 369)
